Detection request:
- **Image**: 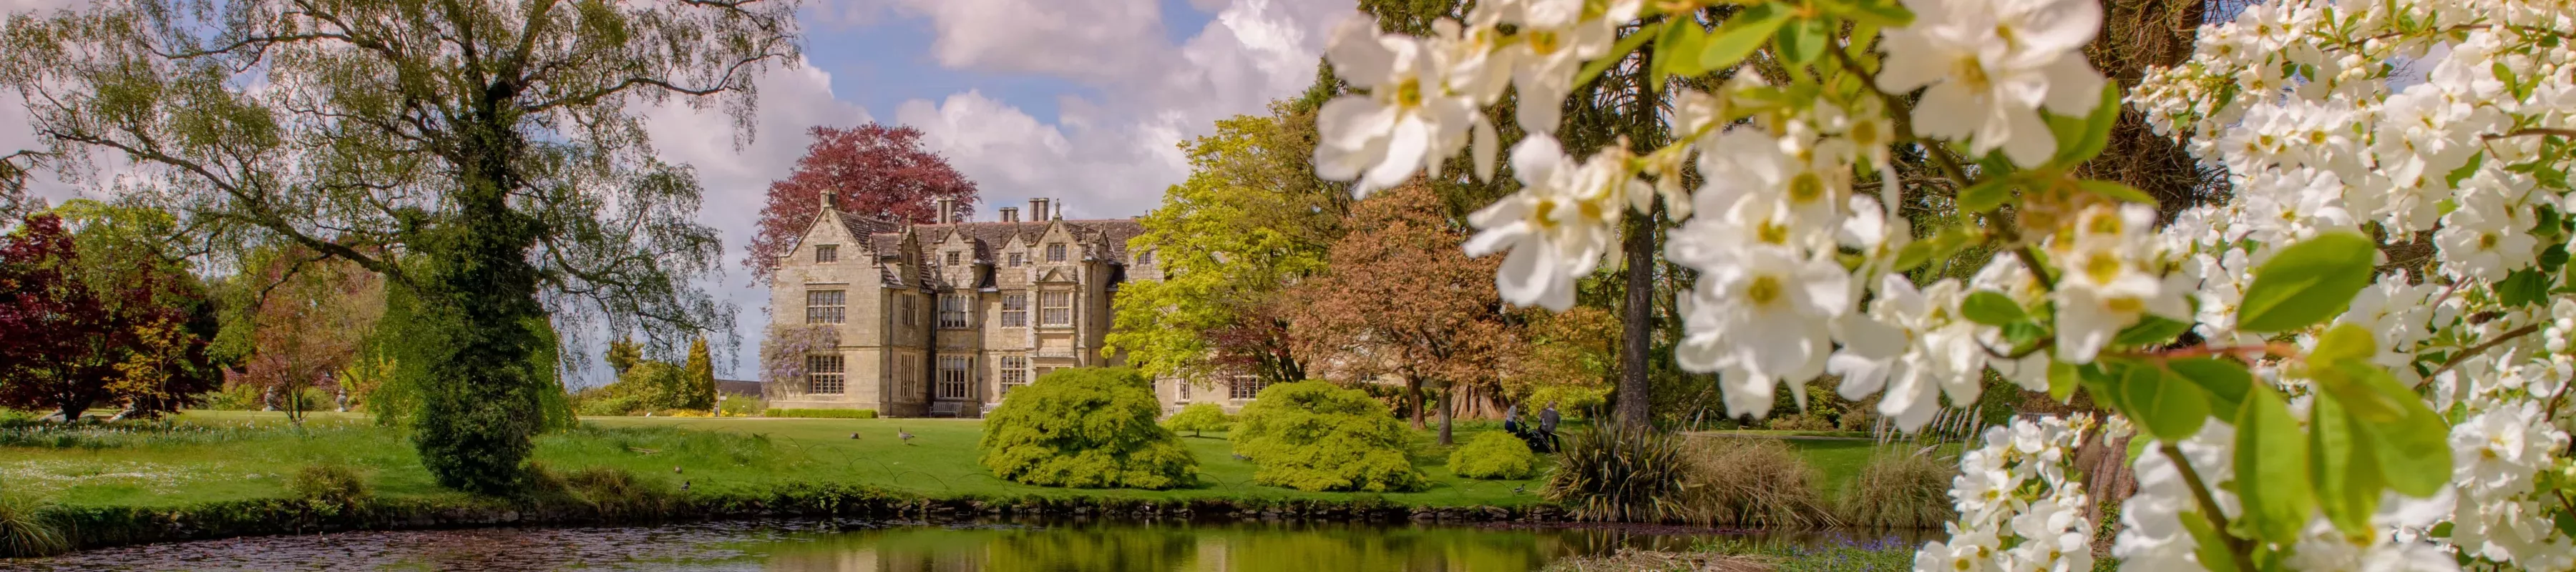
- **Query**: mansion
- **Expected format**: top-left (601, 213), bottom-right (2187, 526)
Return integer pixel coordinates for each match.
top-left (764, 197), bottom-right (1264, 417)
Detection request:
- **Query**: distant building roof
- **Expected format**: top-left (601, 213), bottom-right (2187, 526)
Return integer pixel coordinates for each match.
top-left (715, 379), bottom-right (761, 398)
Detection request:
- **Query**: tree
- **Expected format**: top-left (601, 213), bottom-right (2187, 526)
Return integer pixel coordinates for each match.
top-left (0, 212), bottom-right (216, 420)
top-left (225, 245), bottom-right (386, 423)
top-left (1, 0), bottom-right (791, 493)
top-left (605, 337), bottom-right (644, 377)
top-left (1285, 182), bottom-right (1516, 445)
top-left (743, 124), bottom-right (979, 282)
top-left (1108, 101), bottom-right (1345, 388)
top-left (680, 336), bottom-right (716, 411)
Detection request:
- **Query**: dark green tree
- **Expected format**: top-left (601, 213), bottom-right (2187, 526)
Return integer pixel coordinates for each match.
top-left (681, 336), bottom-right (716, 410)
top-left (0, 0), bottom-right (793, 493)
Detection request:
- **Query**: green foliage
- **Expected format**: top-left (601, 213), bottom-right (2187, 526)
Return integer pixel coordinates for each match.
top-left (681, 337), bottom-right (717, 411)
top-left (1229, 381), bottom-right (1426, 493)
top-left (0, 489), bottom-right (67, 558)
top-left (538, 465), bottom-right (671, 518)
top-left (766, 408), bottom-right (876, 419)
top-left (716, 396), bottom-right (766, 417)
top-left (2235, 231), bottom-right (2377, 332)
top-left (382, 285), bottom-right (547, 495)
top-left (1106, 102), bottom-right (1342, 385)
top-left (288, 464), bottom-right (371, 507)
top-left (1161, 403), bottom-right (1234, 437)
top-left (1445, 430), bottom-right (1537, 480)
top-left (1838, 448), bottom-right (1959, 528)
top-left (1543, 423), bottom-right (1697, 523)
top-left (978, 368), bottom-right (1199, 490)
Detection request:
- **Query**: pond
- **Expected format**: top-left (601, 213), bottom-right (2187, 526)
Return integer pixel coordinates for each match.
top-left (4, 518), bottom-right (1928, 571)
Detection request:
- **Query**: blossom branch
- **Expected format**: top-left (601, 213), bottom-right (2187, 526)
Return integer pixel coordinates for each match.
top-left (2429, 322), bottom-right (2543, 379)
top-left (2160, 443), bottom-right (2259, 572)
top-left (2483, 128), bottom-right (2576, 141)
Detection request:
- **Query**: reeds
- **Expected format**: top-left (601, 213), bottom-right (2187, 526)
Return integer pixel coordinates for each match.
top-left (1686, 438), bottom-right (1839, 528)
top-left (1836, 447), bottom-right (1958, 529)
top-left (0, 489), bottom-right (68, 558)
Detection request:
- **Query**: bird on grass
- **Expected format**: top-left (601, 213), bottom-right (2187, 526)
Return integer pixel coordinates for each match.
top-left (673, 466), bottom-right (683, 475)
top-left (849, 433), bottom-right (862, 440)
top-left (680, 480), bottom-right (691, 491)
top-left (1230, 453), bottom-right (1250, 461)
top-left (898, 428), bottom-right (915, 445)
top-left (1513, 485), bottom-right (1526, 495)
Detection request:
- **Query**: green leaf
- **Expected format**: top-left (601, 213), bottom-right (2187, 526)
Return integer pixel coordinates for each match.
top-left (2077, 179), bottom-right (2157, 205)
top-left (2180, 511), bottom-right (2244, 572)
top-left (2123, 363), bottom-right (2210, 440)
top-left (1578, 21), bottom-right (1664, 89)
top-left (1891, 240), bottom-right (1936, 272)
top-left (2047, 360), bottom-right (2079, 402)
top-left (2310, 394), bottom-right (2382, 538)
top-left (2543, 242), bottom-right (2570, 270)
top-left (1961, 291), bottom-right (2033, 326)
top-left (1837, 0), bottom-right (1914, 26)
top-left (2057, 84), bottom-right (2122, 164)
top-left (2167, 358), bottom-right (2252, 417)
top-left (1774, 16), bottom-right (1830, 66)
top-left (2236, 231), bottom-right (2378, 332)
top-left (1699, 6), bottom-right (1787, 71)
top-left (2112, 315), bottom-right (2194, 347)
top-left (2233, 384), bottom-right (2311, 545)
top-left (2444, 149), bottom-right (2484, 189)
top-left (2309, 323), bottom-right (2376, 365)
top-left (1654, 19), bottom-right (1709, 84)
top-left (2500, 269), bottom-right (2550, 307)
top-left (2353, 367), bottom-right (2451, 498)
top-left (1957, 176), bottom-right (2014, 213)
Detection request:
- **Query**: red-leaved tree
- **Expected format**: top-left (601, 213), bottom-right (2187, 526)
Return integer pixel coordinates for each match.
top-left (744, 124), bottom-right (978, 282)
top-left (1287, 182), bottom-right (1521, 445)
top-left (0, 212), bottom-right (217, 420)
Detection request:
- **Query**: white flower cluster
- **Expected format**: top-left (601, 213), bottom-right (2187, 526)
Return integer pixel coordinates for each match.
top-left (1921, 414), bottom-right (2099, 572)
top-left (2112, 421), bottom-right (2238, 571)
top-left (2434, 345), bottom-right (2576, 569)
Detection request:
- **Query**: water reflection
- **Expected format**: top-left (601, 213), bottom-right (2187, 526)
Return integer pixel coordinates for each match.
top-left (5, 518), bottom-right (1927, 571)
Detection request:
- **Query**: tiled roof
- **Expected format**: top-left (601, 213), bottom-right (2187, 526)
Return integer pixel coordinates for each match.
top-left (862, 218), bottom-right (1147, 260)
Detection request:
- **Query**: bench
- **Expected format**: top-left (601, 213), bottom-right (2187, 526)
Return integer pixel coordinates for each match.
top-left (928, 402), bottom-right (965, 418)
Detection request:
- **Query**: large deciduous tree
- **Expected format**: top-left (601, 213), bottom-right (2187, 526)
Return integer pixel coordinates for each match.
top-left (743, 124), bottom-right (978, 282)
top-left (0, 0), bottom-right (791, 493)
top-left (1108, 101), bottom-right (1345, 387)
top-left (0, 211), bottom-right (218, 420)
top-left (1286, 182), bottom-right (1516, 445)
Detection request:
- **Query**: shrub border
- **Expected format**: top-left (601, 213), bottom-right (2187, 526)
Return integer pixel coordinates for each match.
top-left (763, 408), bottom-right (877, 419)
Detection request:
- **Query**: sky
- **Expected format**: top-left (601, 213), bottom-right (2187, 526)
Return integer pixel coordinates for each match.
top-left (1, 0), bottom-right (1360, 385)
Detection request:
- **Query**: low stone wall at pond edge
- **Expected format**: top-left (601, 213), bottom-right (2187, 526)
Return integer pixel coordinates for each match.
top-left (45, 484), bottom-right (1568, 554)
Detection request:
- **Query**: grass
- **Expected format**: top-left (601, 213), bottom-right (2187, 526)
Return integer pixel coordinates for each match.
top-left (0, 410), bottom-right (1551, 511)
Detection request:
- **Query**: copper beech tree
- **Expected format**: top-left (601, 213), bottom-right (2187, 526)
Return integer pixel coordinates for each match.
top-left (1287, 182), bottom-right (1520, 445)
top-left (744, 124), bottom-right (980, 282)
top-left (0, 212), bottom-right (218, 420)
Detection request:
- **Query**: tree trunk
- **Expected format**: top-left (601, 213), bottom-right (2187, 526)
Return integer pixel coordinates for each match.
top-left (1408, 376), bottom-right (1427, 430)
top-left (1438, 380), bottom-right (1455, 446)
top-left (1616, 202), bottom-right (1657, 429)
top-left (408, 83), bottom-right (553, 494)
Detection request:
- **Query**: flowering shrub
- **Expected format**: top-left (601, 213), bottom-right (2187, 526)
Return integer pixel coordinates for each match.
top-left (1314, 0), bottom-right (2576, 568)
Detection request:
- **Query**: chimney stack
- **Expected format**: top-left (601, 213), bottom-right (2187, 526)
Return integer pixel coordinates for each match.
top-left (935, 198), bottom-right (957, 225)
top-left (821, 190), bottom-right (838, 209)
top-left (1029, 198), bottom-right (1050, 223)
top-left (999, 207), bottom-right (1020, 222)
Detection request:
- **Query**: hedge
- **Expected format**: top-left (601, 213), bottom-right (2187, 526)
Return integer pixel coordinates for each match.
top-left (766, 408), bottom-right (877, 419)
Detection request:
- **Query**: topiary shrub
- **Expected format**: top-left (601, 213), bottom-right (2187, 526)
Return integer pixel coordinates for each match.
top-left (978, 368), bottom-right (1198, 490)
top-left (1161, 403), bottom-right (1234, 437)
top-left (1229, 380), bottom-right (1427, 492)
top-left (1447, 430), bottom-right (1538, 480)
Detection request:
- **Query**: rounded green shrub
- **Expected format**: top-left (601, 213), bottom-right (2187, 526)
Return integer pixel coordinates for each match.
top-left (978, 368), bottom-right (1199, 490)
top-left (1229, 381), bottom-right (1427, 492)
top-left (290, 464), bottom-right (372, 507)
top-left (1161, 403), bottom-right (1234, 437)
top-left (1447, 430), bottom-right (1537, 480)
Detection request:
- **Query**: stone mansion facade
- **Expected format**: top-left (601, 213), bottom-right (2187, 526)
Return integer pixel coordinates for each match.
top-left (764, 197), bottom-right (1267, 417)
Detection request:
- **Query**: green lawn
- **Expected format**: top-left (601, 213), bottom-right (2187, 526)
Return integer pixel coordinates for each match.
top-left (0, 410), bottom-right (1548, 510)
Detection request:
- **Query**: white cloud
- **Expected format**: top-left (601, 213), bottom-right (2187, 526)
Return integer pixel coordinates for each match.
top-left (874, 0), bottom-right (1355, 220)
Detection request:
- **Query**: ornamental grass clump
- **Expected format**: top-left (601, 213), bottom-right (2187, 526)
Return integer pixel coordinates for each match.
top-left (1229, 381), bottom-right (1427, 492)
top-left (1684, 437), bottom-right (1837, 528)
top-left (289, 463), bottom-right (373, 508)
top-left (1448, 430), bottom-right (1538, 480)
top-left (1543, 423), bottom-right (1700, 523)
top-left (1838, 446), bottom-right (1958, 528)
top-left (978, 368), bottom-right (1198, 490)
top-left (0, 490), bottom-right (67, 558)
top-left (1161, 403), bottom-right (1234, 438)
